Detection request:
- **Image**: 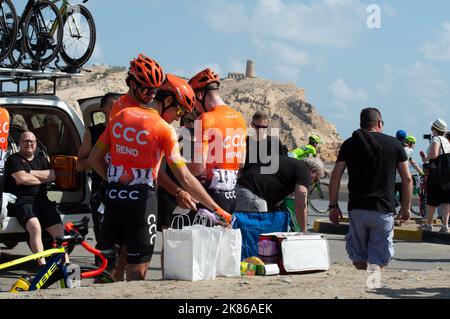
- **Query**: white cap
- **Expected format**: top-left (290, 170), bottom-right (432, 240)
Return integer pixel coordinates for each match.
top-left (431, 118), bottom-right (447, 132)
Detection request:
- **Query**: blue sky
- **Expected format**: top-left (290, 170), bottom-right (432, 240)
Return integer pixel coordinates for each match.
top-left (14, 0), bottom-right (450, 157)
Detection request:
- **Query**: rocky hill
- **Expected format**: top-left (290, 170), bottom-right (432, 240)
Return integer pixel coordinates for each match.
top-left (51, 66), bottom-right (342, 162)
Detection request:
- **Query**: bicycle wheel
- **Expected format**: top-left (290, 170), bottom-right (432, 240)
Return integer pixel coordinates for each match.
top-left (308, 182), bottom-right (330, 214)
top-left (60, 4), bottom-right (96, 67)
top-left (41, 265), bottom-right (115, 289)
top-left (22, 0), bottom-right (63, 66)
top-left (0, 0), bottom-right (18, 61)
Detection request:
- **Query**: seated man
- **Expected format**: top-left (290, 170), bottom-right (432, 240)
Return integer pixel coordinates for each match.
top-left (235, 155), bottom-right (327, 231)
top-left (5, 131), bottom-right (65, 266)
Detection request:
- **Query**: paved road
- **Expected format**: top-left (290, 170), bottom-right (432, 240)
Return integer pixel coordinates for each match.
top-left (2, 210), bottom-right (450, 293)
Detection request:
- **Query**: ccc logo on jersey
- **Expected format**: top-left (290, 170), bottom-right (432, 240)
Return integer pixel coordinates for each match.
top-left (112, 123), bottom-right (149, 145)
top-left (108, 189), bottom-right (140, 200)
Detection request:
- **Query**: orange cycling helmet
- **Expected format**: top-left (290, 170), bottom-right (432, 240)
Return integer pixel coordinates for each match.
top-left (129, 54), bottom-right (164, 88)
top-left (161, 74), bottom-right (196, 113)
top-left (188, 68), bottom-right (220, 91)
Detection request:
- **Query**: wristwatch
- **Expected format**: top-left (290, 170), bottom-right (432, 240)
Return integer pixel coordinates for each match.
top-left (328, 204), bottom-right (339, 209)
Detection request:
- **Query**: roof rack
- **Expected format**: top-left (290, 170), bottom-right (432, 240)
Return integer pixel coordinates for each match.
top-left (0, 67), bottom-right (84, 97)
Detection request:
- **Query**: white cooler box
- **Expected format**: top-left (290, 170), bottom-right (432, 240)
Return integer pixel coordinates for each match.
top-left (259, 232), bottom-right (330, 274)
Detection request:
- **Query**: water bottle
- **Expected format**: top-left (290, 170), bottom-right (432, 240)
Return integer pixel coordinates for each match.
top-left (9, 276), bottom-right (31, 293)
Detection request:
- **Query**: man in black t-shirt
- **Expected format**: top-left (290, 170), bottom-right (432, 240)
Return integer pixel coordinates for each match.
top-left (235, 156), bottom-right (327, 231)
top-left (328, 108), bottom-right (412, 270)
top-left (242, 111), bottom-right (288, 174)
top-left (5, 131), bottom-right (64, 266)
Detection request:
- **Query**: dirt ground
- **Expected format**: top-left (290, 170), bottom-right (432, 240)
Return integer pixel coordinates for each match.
top-left (2, 262), bottom-right (450, 299)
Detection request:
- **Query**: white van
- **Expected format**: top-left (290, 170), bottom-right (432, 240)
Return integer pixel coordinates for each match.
top-left (0, 69), bottom-right (104, 249)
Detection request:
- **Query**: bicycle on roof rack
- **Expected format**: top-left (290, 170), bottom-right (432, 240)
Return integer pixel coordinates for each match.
top-left (0, 217), bottom-right (116, 293)
top-left (0, 0), bottom-right (95, 72)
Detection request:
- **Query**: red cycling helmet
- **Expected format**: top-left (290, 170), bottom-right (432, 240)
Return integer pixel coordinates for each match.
top-left (188, 68), bottom-right (220, 91)
top-left (129, 54), bottom-right (164, 88)
top-left (161, 74), bottom-right (196, 113)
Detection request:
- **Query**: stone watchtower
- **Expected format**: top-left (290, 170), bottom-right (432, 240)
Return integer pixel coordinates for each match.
top-left (245, 60), bottom-right (256, 78)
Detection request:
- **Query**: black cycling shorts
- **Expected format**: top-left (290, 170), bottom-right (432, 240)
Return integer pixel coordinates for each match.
top-left (207, 188), bottom-right (237, 212)
top-left (14, 198), bottom-right (62, 230)
top-left (98, 183), bottom-right (158, 265)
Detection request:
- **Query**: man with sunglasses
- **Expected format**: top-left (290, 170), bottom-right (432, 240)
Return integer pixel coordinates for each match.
top-left (109, 54), bottom-right (163, 120)
top-left (188, 68), bottom-right (247, 212)
top-left (88, 62), bottom-right (230, 281)
top-left (243, 111), bottom-right (288, 174)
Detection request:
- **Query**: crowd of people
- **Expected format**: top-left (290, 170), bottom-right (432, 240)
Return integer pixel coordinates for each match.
top-left (0, 53), bottom-right (448, 281)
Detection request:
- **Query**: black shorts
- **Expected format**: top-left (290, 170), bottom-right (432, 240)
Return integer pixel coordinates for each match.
top-left (207, 188), bottom-right (237, 212)
top-left (98, 183), bottom-right (158, 264)
top-left (14, 198), bottom-right (62, 230)
top-left (427, 183), bottom-right (450, 207)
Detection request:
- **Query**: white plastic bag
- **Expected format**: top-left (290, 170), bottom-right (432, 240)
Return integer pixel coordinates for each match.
top-left (215, 226), bottom-right (242, 278)
top-left (163, 215), bottom-right (222, 281)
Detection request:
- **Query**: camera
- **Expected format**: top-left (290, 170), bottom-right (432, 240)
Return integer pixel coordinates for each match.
top-left (423, 134), bottom-right (431, 140)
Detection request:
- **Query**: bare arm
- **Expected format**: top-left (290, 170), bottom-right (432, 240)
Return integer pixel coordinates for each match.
top-left (76, 129), bottom-right (93, 172)
top-left (329, 161), bottom-right (346, 225)
top-left (30, 169), bottom-right (56, 183)
top-left (170, 164), bottom-right (219, 211)
top-left (422, 143), bottom-right (440, 162)
top-left (158, 169), bottom-right (198, 210)
top-left (397, 161), bottom-right (412, 221)
top-left (87, 144), bottom-right (108, 181)
top-left (409, 158), bottom-right (424, 176)
top-left (294, 184), bottom-right (308, 231)
top-left (329, 161), bottom-right (346, 206)
top-left (12, 171), bottom-right (42, 186)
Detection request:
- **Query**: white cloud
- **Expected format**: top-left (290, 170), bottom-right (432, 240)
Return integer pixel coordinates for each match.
top-left (377, 61), bottom-right (449, 115)
top-left (205, 0), bottom-right (367, 48)
top-left (420, 22), bottom-right (450, 61)
top-left (332, 78), bottom-right (368, 102)
top-left (253, 40), bottom-right (311, 66)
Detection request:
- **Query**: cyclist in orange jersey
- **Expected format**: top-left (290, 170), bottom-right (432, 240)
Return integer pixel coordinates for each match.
top-left (0, 107), bottom-right (10, 196)
top-left (152, 74), bottom-right (199, 212)
top-left (109, 54), bottom-right (164, 119)
top-left (188, 68), bottom-right (247, 212)
top-left (88, 65), bottom-right (230, 281)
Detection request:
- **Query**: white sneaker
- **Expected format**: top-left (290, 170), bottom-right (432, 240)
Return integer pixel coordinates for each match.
top-left (421, 224), bottom-right (433, 231)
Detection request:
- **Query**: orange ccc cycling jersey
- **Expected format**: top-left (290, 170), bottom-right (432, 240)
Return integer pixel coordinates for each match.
top-left (98, 106), bottom-right (185, 186)
top-left (195, 105), bottom-right (247, 191)
top-left (109, 94), bottom-right (140, 120)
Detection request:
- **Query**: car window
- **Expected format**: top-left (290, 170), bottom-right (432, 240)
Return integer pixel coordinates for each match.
top-left (8, 108), bottom-right (80, 156)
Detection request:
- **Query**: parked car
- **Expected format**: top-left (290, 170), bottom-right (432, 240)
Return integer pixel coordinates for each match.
top-left (0, 77), bottom-right (111, 250)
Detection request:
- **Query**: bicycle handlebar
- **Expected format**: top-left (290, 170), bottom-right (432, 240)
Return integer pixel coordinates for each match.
top-left (64, 222), bottom-right (108, 279)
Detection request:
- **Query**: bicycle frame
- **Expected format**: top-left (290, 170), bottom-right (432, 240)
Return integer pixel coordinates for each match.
top-left (0, 247), bottom-right (69, 290)
top-left (51, 0), bottom-right (83, 37)
top-left (0, 221), bottom-right (111, 292)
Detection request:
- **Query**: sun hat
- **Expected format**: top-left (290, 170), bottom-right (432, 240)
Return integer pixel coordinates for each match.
top-left (431, 118), bottom-right (447, 132)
